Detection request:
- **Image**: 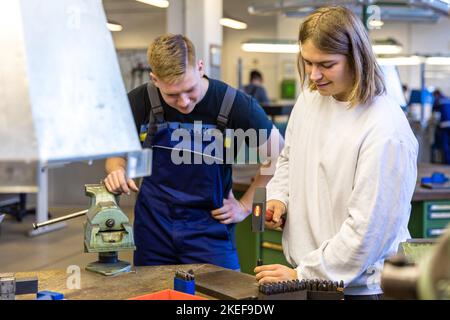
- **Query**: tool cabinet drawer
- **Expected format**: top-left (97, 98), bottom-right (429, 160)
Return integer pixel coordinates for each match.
top-left (426, 203), bottom-right (450, 220)
top-left (410, 200), bottom-right (450, 238)
top-left (426, 227), bottom-right (447, 237)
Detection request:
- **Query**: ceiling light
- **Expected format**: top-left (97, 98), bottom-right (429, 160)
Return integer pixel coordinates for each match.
top-left (107, 21), bottom-right (123, 32)
top-left (220, 18), bottom-right (247, 30)
top-left (135, 0), bottom-right (169, 8)
top-left (426, 57), bottom-right (450, 65)
top-left (377, 56), bottom-right (450, 66)
top-left (372, 44), bottom-right (403, 55)
top-left (377, 56), bottom-right (424, 66)
top-left (372, 38), bottom-right (403, 55)
top-left (242, 40), bottom-right (299, 53)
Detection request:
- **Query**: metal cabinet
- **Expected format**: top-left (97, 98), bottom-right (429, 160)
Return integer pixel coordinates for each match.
top-left (410, 200), bottom-right (450, 238)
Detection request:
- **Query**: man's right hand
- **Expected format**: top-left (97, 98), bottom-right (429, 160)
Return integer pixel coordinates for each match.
top-left (104, 168), bottom-right (139, 195)
top-left (265, 200), bottom-right (286, 230)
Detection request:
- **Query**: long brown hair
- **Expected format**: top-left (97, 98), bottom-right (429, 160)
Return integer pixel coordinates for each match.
top-left (298, 6), bottom-right (385, 106)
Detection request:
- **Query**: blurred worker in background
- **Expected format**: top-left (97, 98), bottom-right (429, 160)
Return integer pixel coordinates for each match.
top-left (431, 89), bottom-right (450, 163)
top-left (104, 34), bottom-right (284, 270)
top-left (254, 6), bottom-right (418, 300)
top-left (243, 70), bottom-right (270, 105)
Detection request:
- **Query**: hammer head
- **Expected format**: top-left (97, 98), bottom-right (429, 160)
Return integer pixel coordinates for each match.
top-left (252, 188), bottom-right (266, 232)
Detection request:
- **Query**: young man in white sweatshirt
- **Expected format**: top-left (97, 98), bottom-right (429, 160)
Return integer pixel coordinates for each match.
top-left (254, 6), bottom-right (418, 299)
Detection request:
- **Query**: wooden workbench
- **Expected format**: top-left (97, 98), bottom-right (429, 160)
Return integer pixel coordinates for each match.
top-left (261, 104), bottom-right (294, 117)
top-left (16, 264), bottom-right (225, 300)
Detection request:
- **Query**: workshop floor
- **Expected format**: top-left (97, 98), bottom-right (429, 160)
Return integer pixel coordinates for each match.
top-left (0, 207), bottom-right (134, 273)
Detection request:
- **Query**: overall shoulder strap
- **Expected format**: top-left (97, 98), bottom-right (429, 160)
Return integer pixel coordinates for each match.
top-left (143, 82), bottom-right (166, 148)
top-left (146, 81), bottom-right (165, 124)
top-left (217, 86), bottom-right (237, 132)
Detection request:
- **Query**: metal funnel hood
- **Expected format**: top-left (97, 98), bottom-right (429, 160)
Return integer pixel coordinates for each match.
top-left (0, 0), bottom-right (145, 193)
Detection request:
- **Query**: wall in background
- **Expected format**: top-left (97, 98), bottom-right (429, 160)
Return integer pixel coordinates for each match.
top-left (371, 18), bottom-right (450, 96)
top-left (276, 16), bottom-right (301, 101)
top-left (108, 12), bottom-right (165, 49)
top-left (117, 49), bottom-right (149, 91)
top-left (271, 15), bottom-right (450, 97)
top-left (222, 20), bottom-right (279, 99)
top-left (220, 3), bottom-right (279, 100)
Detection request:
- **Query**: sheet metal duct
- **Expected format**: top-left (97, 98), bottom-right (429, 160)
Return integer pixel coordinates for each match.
top-left (0, 0), bottom-right (145, 193)
top-left (248, 0), bottom-right (358, 15)
top-left (249, 0), bottom-right (450, 19)
top-left (284, 6), bottom-right (441, 22)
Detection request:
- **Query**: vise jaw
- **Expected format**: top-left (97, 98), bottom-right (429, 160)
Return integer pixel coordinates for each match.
top-left (84, 184), bottom-right (135, 253)
top-left (83, 184), bottom-right (136, 276)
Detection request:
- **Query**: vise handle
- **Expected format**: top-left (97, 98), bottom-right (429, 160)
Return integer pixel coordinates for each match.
top-left (32, 209), bottom-right (88, 229)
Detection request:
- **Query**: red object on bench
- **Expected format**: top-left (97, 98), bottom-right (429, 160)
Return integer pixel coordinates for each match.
top-left (128, 289), bottom-right (207, 300)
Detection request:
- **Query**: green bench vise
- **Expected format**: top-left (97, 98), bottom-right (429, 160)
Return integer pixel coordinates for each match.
top-left (33, 183), bottom-right (136, 276)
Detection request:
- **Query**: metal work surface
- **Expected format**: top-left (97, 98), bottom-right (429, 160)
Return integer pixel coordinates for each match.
top-left (196, 269), bottom-right (260, 300)
top-left (16, 264), bottom-right (225, 300)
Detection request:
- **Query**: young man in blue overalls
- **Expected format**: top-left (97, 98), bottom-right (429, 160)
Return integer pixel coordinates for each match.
top-left (104, 34), bottom-right (284, 270)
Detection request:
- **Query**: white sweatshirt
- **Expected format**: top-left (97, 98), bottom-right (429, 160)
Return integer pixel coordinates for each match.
top-left (266, 89), bottom-right (418, 295)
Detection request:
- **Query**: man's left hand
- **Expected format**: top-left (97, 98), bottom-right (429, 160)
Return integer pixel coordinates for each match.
top-left (254, 264), bottom-right (298, 284)
top-left (211, 191), bottom-right (249, 224)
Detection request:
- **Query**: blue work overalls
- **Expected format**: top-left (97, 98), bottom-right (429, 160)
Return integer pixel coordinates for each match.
top-left (133, 82), bottom-right (240, 270)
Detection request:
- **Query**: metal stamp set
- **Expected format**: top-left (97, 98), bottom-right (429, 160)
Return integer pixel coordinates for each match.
top-left (258, 279), bottom-right (345, 300)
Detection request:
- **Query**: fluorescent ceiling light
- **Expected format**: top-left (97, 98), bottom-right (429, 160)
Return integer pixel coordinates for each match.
top-left (242, 40), bottom-right (299, 53)
top-left (220, 18), bottom-right (247, 30)
top-left (107, 21), bottom-right (123, 32)
top-left (241, 39), bottom-right (406, 56)
top-left (377, 56), bottom-right (424, 66)
top-left (377, 56), bottom-right (450, 66)
top-left (426, 57), bottom-right (450, 65)
top-left (372, 44), bottom-right (402, 55)
top-left (136, 0), bottom-right (169, 8)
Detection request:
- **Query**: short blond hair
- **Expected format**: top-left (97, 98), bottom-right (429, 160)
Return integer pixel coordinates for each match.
top-left (147, 34), bottom-right (196, 83)
top-left (298, 6), bottom-right (385, 106)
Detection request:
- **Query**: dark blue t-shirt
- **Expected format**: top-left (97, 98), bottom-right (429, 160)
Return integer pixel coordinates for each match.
top-left (127, 77), bottom-right (273, 194)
